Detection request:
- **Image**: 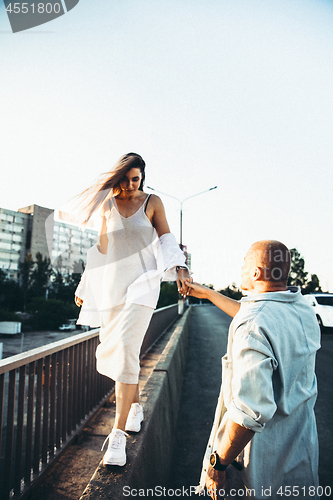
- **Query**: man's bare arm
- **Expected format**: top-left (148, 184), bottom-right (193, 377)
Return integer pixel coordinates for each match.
top-left (215, 418), bottom-right (255, 466)
top-left (186, 282), bottom-right (241, 318)
top-left (205, 419), bottom-right (254, 497)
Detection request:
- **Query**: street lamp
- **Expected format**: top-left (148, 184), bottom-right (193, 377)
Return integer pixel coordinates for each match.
top-left (146, 185), bottom-right (217, 249)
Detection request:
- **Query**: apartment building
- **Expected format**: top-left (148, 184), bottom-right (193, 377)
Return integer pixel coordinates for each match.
top-left (52, 216), bottom-right (98, 275)
top-left (0, 204), bottom-right (98, 280)
top-left (0, 208), bottom-right (31, 279)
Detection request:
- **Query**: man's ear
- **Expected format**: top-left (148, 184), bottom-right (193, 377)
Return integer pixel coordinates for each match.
top-left (253, 267), bottom-right (264, 281)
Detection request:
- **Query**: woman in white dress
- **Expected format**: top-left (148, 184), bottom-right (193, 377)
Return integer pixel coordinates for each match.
top-left (74, 153), bottom-right (191, 466)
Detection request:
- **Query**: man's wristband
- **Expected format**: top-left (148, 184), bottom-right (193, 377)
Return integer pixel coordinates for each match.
top-left (209, 453), bottom-right (243, 472)
top-left (209, 452), bottom-right (229, 471)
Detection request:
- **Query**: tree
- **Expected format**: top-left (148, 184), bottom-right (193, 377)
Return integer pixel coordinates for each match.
top-left (0, 269), bottom-right (23, 312)
top-left (287, 248), bottom-right (323, 293)
top-left (0, 254), bottom-right (85, 330)
top-left (0, 269), bottom-right (7, 307)
top-left (18, 253), bottom-right (34, 311)
top-left (303, 274), bottom-right (322, 294)
top-left (157, 282), bottom-right (179, 308)
top-left (218, 283), bottom-right (243, 300)
top-left (30, 252), bottom-right (52, 298)
top-left (50, 270), bottom-right (67, 300)
top-left (27, 297), bottom-right (79, 331)
top-left (67, 259), bottom-right (85, 295)
top-left (49, 260), bottom-right (84, 303)
top-left (288, 248), bottom-right (308, 288)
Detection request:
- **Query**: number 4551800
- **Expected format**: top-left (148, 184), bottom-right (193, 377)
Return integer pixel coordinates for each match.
top-left (5, 3), bottom-right (62, 14)
top-left (277, 486), bottom-right (331, 497)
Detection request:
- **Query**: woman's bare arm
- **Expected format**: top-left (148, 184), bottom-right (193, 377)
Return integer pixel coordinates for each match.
top-left (147, 195), bottom-right (170, 237)
top-left (97, 201), bottom-right (109, 255)
top-left (147, 195), bottom-right (192, 294)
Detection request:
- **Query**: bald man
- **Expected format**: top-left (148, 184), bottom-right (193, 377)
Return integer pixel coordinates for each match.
top-left (187, 241), bottom-right (320, 500)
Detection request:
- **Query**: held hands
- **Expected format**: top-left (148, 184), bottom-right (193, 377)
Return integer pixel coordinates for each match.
top-left (75, 275), bottom-right (195, 304)
top-left (177, 269), bottom-right (193, 297)
top-left (184, 281), bottom-right (210, 300)
top-left (74, 295), bottom-right (83, 307)
top-left (75, 282), bottom-right (209, 304)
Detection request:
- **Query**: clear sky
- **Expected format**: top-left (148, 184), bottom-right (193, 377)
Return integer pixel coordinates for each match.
top-left (1, 0), bottom-right (333, 290)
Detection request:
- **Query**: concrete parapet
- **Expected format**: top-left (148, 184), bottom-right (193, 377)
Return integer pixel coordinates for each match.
top-left (80, 307), bottom-right (191, 499)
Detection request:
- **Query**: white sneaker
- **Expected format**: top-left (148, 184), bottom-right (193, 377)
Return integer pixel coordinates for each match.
top-left (101, 429), bottom-right (129, 466)
top-left (125, 403), bottom-right (144, 432)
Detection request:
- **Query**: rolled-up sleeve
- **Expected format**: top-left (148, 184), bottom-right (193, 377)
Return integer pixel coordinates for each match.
top-left (226, 331), bottom-right (278, 433)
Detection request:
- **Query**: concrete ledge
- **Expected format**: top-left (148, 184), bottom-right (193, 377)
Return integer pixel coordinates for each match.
top-left (80, 308), bottom-right (191, 499)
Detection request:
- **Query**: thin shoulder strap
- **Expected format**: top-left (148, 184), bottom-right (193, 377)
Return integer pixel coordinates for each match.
top-left (144, 194), bottom-right (152, 214)
top-left (108, 198), bottom-right (112, 210)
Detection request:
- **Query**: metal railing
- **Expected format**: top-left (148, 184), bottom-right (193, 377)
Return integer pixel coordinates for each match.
top-left (0, 303), bottom-right (179, 500)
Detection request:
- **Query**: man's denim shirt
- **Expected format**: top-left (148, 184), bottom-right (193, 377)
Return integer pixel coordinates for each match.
top-left (215, 287), bottom-right (321, 497)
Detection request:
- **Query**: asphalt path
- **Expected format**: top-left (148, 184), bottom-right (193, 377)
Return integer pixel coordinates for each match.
top-left (168, 305), bottom-right (230, 493)
top-left (168, 305), bottom-right (332, 496)
top-left (0, 327), bottom-right (85, 360)
top-left (315, 329), bottom-right (333, 489)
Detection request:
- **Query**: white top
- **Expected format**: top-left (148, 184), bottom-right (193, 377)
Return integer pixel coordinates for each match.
top-left (76, 195), bottom-right (187, 326)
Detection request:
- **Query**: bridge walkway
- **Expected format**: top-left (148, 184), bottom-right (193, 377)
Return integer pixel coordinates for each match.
top-left (27, 305), bottom-right (332, 498)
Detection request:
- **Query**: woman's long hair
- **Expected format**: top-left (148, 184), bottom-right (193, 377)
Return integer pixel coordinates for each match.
top-left (73, 153), bottom-right (146, 226)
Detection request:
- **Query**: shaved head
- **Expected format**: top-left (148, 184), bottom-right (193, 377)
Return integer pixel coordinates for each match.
top-left (249, 240), bottom-right (291, 284)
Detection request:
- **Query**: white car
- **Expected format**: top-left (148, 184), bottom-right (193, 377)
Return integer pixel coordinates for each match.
top-left (304, 294), bottom-right (333, 329)
top-left (59, 320), bottom-right (76, 331)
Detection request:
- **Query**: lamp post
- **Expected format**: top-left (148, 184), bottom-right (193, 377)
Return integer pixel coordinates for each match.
top-left (146, 185), bottom-right (217, 249)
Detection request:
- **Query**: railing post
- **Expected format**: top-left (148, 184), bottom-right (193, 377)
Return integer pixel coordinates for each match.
top-left (68, 346), bottom-right (74, 435)
top-left (42, 356), bottom-right (51, 466)
top-left (62, 349), bottom-right (69, 443)
top-left (56, 352), bottom-right (63, 449)
top-left (3, 369), bottom-right (16, 499)
top-left (14, 365), bottom-right (26, 496)
top-left (33, 358), bottom-right (43, 475)
top-left (0, 304), bottom-right (180, 499)
top-left (25, 361), bottom-right (35, 487)
top-left (49, 352), bottom-right (57, 459)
